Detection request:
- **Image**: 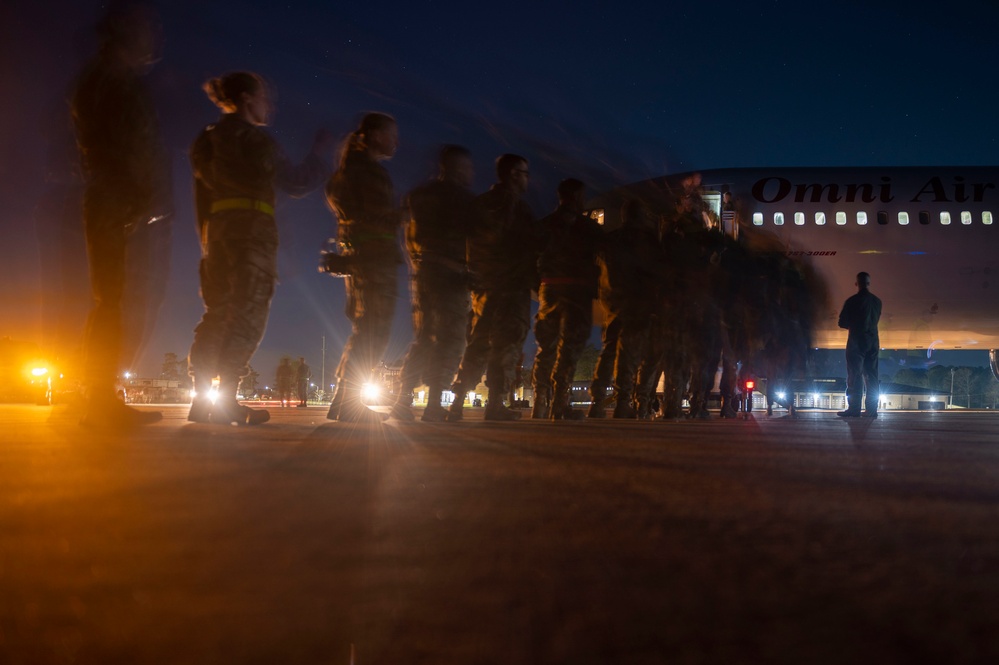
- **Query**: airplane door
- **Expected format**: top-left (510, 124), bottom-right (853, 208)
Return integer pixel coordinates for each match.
top-left (702, 189), bottom-right (739, 240)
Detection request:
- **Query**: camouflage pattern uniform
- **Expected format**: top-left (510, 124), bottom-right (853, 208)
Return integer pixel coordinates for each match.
top-left (531, 205), bottom-right (601, 419)
top-left (590, 214), bottom-right (661, 418)
top-left (188, 114), bottom-right (328, 404)
top-left (684, 226), bottom-right (727, 419)
top-left (395, 177), bottom-right (476, 419)
top-left (653, 220), bottom-right (703, 419)
top-left (327, 148), bottom-right (402, 418)
top-left (451, 183), bottom-right (539, 416)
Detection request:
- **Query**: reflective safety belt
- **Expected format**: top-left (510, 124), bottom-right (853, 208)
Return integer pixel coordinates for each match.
top-left (210, 198), bottom-right (275, 216)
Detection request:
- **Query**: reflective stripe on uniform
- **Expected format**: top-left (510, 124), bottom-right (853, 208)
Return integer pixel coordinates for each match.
top-left (210, 198), bottom-right (275, 216)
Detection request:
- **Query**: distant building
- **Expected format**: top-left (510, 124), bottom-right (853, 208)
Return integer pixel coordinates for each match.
top-left (769, 377), bottom-right (951, 411)
top-left (123, 377), bottom-right (190, 404)
top-left (877, 382), bottom-right (950, 411)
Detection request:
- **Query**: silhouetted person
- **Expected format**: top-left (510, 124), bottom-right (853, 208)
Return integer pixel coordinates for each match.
top-left (296, 357), bottom-right (310, 407)
top-left (187, 71), bottom-right (331, 425)
top-left (837, 271), bottom-right (882, 418)
top-left (326, 113), bottom-right (401, 423)
top-left (720, 190), bottom-right (736, 237)
top-left (589, 199), bottom-right (661, 419)
top-left (391, 145), bottom-right (476, 422)
top-left (449, 154), bottom-right (539, 422)
top-left (276, 357), bottom-right (293, 407)
top-left (71, 3), bottom-right (171, 426)
top-left (531, 179), bottom-right (601, 420)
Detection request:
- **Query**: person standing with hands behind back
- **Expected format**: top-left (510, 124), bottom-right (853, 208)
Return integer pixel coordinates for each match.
top-left (187, 71), bottom-right (332, 426)
top-left (837, 271), bottom-right (882, 418)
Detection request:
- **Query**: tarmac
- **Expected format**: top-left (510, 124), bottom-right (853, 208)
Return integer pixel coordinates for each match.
top-left (2, 403), bottom-right (999, 664)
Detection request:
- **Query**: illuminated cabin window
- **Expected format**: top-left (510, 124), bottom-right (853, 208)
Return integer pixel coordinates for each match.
top-left (877, 211), bottom-right (889, 225)
top-left (753, 212), bottom-right (763, 226)
top-left (898, 212), bottom-right (910, 225)
top-left (961, 211), bottom-right (972, 225)
top-left (941, 211), bottom-right (952, 225)
top-left (985, 211), bottom-right (994, 225)
top-left (857, 212), bottom-right (868, 225)
top-left (588, 209), bottom-right (605, 225)
top-left (835, 212), bottom-right (847, 225)
top-left (919, 211), bottom-right (930, 225)
top-left (815, 212), bottom-right (826, 225)
top-left (794, 212), bottom-right (805, 225)
top-left (774, 212), bottom-right (785, 226)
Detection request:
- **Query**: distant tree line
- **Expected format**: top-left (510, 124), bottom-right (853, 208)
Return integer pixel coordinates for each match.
top-left (891, 366), bottom-right (999, 409)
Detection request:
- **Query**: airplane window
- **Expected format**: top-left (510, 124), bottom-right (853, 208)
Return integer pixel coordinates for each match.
top-left (961, 211), bottom-right (972, 225)
top-left (877, 211), bottom-right (888, 225)
top-left (898, 212), bottom-right (910, 225)
top-left (941, 212), bottom-right (951, 225)
top-left (857, 212), bottom-right (868, 225)
top-left (815, 212), bottom-right (826, 225)
top-left (919, 211), bottom-right (930, 225)
top-left (794, 212), bottom-right (805, 226)
top-left (774, 212), bottom-right (785, 226)
top-left (835, 212), bottom-right (847, 225)
top-left (753, 212), bottom-right (763, 226)
top-left (984, 212), bottom-right (994, 225)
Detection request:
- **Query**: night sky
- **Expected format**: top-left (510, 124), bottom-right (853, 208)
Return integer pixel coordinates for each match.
top-left (3, 0), bottom-right (998, 385)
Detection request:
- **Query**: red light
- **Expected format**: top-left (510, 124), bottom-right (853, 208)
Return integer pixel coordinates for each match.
top-left (745, 380), bottom-right (755, 391)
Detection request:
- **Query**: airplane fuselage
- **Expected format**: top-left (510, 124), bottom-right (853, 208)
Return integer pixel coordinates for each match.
top-left (596, 167), bottom-right (999, 352)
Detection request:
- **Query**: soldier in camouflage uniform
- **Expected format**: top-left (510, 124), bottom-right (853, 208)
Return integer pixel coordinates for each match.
top-left (326, 113), bottom-right (402, 423)
top-left (71, 4), bottom-right (172, 426)
top-left (187, 71), bottom-right (331, 425)
top-left (390, 146), bottom-right (476, 422)
top-left (449, 154), bottom-right (539, 422)
top-left (589, 199), bottom-right (661, 419)
top-left (530, 179), bottom-right (601, 420)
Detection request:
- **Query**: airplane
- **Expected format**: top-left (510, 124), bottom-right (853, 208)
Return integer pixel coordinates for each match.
top-left (586, 166), bottom-right (999, 377)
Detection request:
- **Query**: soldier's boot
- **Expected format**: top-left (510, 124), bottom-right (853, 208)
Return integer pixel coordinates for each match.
top-left (720, 394), bottom-right (739, 419)
top-left (587, 384), bottom-right (608, 419)
top-left (390, 391), bottom-right (416, 422)
top-left (687, 393), bottom-right (704, 419)
top-left (330, 382), bottom-right (387, 423)
top-left (336, 403), bottom-right (389, 423)
top-left (484, 388), bottom-right (521, 421)
top-left (484, 402), bottom-right (521, 421)
top-left (421, 386), bottom-right (448, 422)
top-left (636, 395), bottom-right (651, 420)
top-left (532, 387), bottom-right (551, 419)
top-left (447, 384), bottom-right (465, 422)
top-left (81, 388), bottom-right (162, 428)
top-left (551, 384), bottom-right (584, 420)
top-left (326, 382), bottom-right (346, 421)
top-left (212, 377), bottom-right (269, 426)
top-left (422, 404), bottom-right (448, 422)
top-left (188, 376), bottom-right (214, 423)
top-left (613, 393), bottom-right (637, 419)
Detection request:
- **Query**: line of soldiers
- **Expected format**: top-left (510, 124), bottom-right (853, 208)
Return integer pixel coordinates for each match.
top-left (383, 153), bottom-right (827, 424)
top-left (70, 4), bottom-right (825, 427)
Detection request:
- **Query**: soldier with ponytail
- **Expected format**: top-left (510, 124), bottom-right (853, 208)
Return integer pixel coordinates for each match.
top-left (186, 70), bottom-right (333, 426)
top-left (324, 112), bottom-right (402, 422)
